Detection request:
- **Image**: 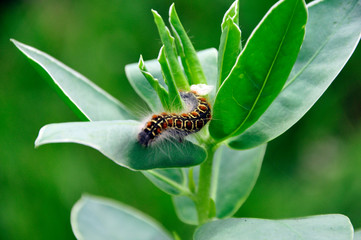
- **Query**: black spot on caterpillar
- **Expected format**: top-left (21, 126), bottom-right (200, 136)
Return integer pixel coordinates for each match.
top-left (138, 91), bottom-right (211, 147)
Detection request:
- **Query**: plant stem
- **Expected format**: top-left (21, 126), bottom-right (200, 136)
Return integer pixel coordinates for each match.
top-left (196, 140), bottom-right (217, 224)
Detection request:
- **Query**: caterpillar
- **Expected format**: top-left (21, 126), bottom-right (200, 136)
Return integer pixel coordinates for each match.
top-left (138, 91), bottom-right (211, 147)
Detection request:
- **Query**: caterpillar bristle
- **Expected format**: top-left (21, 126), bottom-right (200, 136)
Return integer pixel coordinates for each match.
top-left (137, 91), bottom-right (211, 147)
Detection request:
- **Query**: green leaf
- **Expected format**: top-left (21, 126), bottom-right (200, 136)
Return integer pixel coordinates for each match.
top-left (172, 195), bottom-right (198, 225)
top-left (126, 57), bottom-right (164, 113)
top-left (218, 1), bottom-right (242, 88)
top-left (138, 55), bottom-right (170, 111)
top-left (212, 144), bottom-right (266, 218)
top-left (71, 195), bottom-right (171, 240)
top-left (198, 49), bottom-right (218, 102)
top-left (172, 144), bottom-right (266, 224)
top-left (228, 0), bottom-right (361, 149)
top-left (35, 120), bottom-right (206, 170)
top-left (125, 49), bottom-right (217, 112)
top-left (152, 10), bottom-right (189, 90)
top-left (355, 229), bottom-right (361, 240)
top-left (169, 4), bottom-right (207, 85)
top-left (221, 0), bottom-right (239, 28)
top-left (209, 0), bottom-right (307, 141)
top-left (158, 46), bottom-right (183, 111)
top-left (143, 169), bottom-right (188, 195)
top-left (194, 214), bottom-right (353, 240)
top-left (173, 232), bottom-right (181, 240)
top-left (11, 39), bottom-right (134, 121)
top-left (11, 40), bottom-right (207, 198)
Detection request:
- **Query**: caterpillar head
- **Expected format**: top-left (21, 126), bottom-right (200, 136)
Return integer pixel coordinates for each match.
top-left (138, 130), bottom-right (153, 147)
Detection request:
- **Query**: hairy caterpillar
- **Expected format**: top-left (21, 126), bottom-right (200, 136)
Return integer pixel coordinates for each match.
top-left (138, 91), bottom-right (211, 147)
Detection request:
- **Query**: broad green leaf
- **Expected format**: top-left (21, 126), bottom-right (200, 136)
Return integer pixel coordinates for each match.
top-left (229, 0), bottom-right (361, 149)
top-left (11, 39), bottom-right (134, 121)
top-left (194, 214), bottom-right (353, 240)
top-left (212, 144), bottom-right (266, 218)
top-left (172, 144), bottom-right (266, 224)
top-left (143, 169), bottom-right (188, 195)
top-left (169, 4), bottom-right (207, 85)
top-left (35, 120), bottom-right (206, 170)
top-left (138, 56), bottom-right (170, 111)
top-left (125, 49), bottom-right (217, 112)
top-left (218, 1), bottom-right (242, 88)
top-left (11, 40), bottom-right (207, 197)
top-left (172, 195), bottom-right (198, 225)
top-left (355, 229), bottom-right (361, 240)
top-left (71, 195), bottom-right (171, 240)
top-left (152, 10), bottom-right (189, 90)
top-left (209, 0), bottom-right (307, 141)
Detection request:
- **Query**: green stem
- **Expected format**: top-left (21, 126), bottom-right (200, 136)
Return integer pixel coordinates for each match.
top-left (196, 140), bottom-right (217, 224)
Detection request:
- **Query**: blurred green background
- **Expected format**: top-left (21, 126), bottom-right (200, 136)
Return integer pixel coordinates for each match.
top-left (1, 0), bottom-right (360, 239)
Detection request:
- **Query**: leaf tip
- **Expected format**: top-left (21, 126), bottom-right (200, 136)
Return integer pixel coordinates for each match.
top-left (10, 38), bottom-right (23, 50)
top-left (152, 9), bottom-right (165, 28)
top-left (34, 125), bottom-right (48, 148)
top-left (151, 9), bottom-right (160, 18)
top-left (169, 3), bottom-right (176, 18)
top-left (34, 139), bottom-right (42, 149)
top-left (138, 55), bottom-right (145, 68)
top-left (157, 45), bottom-right (165, 61)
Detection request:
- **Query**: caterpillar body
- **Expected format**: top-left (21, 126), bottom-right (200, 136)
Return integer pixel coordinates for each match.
top-left (138, 91), bottom-right (211, 147)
